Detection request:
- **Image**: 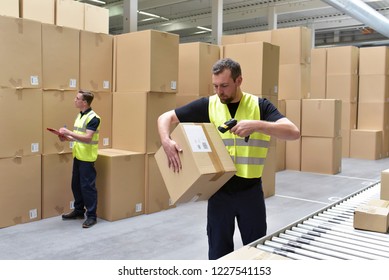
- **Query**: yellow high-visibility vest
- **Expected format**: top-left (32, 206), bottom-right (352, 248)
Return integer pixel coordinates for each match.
top-left (209, 93), bottom-right (270, 178)
top-left (72, 110), bottom-right (100, 162)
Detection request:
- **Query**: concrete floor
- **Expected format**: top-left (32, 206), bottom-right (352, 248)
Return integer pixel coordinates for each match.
top-left (0, 157), bottom-right (387, 260)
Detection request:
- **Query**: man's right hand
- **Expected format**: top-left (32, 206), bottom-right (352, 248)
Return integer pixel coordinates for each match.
top-left (162, 138), bottom-right (183, 173)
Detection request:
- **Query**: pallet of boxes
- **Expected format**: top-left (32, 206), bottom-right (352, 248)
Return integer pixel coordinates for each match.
top-left (353, 170), bottom-right (389, 233)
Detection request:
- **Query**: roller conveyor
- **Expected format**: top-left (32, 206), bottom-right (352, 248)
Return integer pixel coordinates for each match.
top-left (252, 181), bottom-right (389, 260)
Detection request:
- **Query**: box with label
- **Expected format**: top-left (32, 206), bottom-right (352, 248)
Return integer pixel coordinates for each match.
top-left (0, 16), bottom-right (42, 89)
top-left (80, 30), bottom-right (113, 92)
top-left (42, 24), bottom-right (79, 90)
top-left (279, 63), bottom-right (310, 100)
top-left (155, 123), bottom-right (236, 204)
top-left (96, 149), bottom-right (145, 221)
top-left (0, 88), bottom-right (42, 158)
top-left (115, 29), bottom-right (179, 93)
top-left (42, 90), bottom-right (78, 155)
top-left (0, 155), bottom-right (41, 228)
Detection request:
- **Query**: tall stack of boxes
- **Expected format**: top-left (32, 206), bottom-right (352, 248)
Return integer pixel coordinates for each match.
top-left (0, 16), bottom-right (42, 227)
top-left (326, 46), bottom-right (359, 158)
top-left (353, 46), bottom-right (389, 160)
top-left (105, 29), bottom-right (179, 219)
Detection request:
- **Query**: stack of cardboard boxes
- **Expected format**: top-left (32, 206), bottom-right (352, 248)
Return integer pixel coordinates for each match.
top-left (1, 0), bottom-right (109, 34)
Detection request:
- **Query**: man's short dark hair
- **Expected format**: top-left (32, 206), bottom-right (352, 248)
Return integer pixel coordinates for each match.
top-left (79, 90), bottom-right (94, 106)
top-left (212, 58), bottom-right (242, 81)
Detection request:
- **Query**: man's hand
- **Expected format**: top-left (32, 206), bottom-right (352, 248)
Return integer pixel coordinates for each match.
top-left (162, 138), bottom-right (183, 173)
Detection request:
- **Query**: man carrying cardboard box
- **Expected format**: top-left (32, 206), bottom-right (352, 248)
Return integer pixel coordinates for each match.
top-left (158, 58), bottom-right (300, 259)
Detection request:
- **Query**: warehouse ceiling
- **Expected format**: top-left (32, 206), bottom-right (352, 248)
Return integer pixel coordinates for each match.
top-left (87, 0), bottom-right (389, 47)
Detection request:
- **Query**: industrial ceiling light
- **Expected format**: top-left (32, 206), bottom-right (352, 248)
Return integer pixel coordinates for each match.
top-left (138, 10), bottom-right (169, 21)
top-left (197, 26), bottom-right (212, 32)
top-left (81, 0), bottom-right (106, 4)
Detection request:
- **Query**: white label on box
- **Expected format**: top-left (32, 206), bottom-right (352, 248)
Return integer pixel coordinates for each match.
top-left (29, 209), bottom-right (38, 219)
top-left (30, 76), bottom-right (39, 86)
top-left (31, 143), bottom-right (39, 153)
top-left (69, 79), bottom-right (77, 88)
top-left (103, 138), bottom-right (109, 146)
top-left (274, 85), bottom-right (278, 94)
top-left (69, 142), bottom-right (74, 149)
top-left (170, 80), bottom-right (177, 90)
top-left (183, 125), bottom-right (212, 152)
top-left (135, 203), bottom-right (142, 213)
top-left (103, 81), bottom-right (110, 89)
top-left (70, 200), bottom-right (75, 209)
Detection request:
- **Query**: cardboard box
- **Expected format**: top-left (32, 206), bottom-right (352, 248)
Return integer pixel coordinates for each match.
top-left (354, 200), bottom-right (389, 233)
top-left (0, 0), bottom-right (19, 17)
top-left (20, 0), bottom-right (55, 24)
top-left (178, 42), bottom-right (220, 96)
top-left (326, 46), bottom-right (359, 75)
top-left (245, 30), bottom-right (272, 43)
top-left (96, 149), bottom-right (145, 221)
top-left (271, 26), bottom-right (312, 65)
top-left (41, 153), bottom-right (74, 219)
top-left (279, 63), bottom-right (310, 100)
top-left (350, 129), bottom-right (382, 160)
top-left (357, 102), bottom-right (389, 131)
top-left (326, 74), bottom-right (358, 102)
top-left (115, 30), bottom-right (179, 92)
top-left (112, 91), bottom-right (176, 153)
top-left (311, 48), bottom-right (327, 77)
top-left (0, 155), bottom-right (41, 228)
top-left (80, 30), bottom-right (113, 92)
top-left (220, 245), bottom-right (290, 260)
top-left (0, 15), bottom-right (42, 89)
top-left (42, 24), bottom-right (79, 90)
top-left (359, 46), bottom-right (389, 75)
top-left (381, 169), bottom-right (389, 200)
top-left (155, 123), bottom-right (236, 204)
top-left (301, 136), bottom-right (342, 174)
top-left (42, 90), bottom-right (78, 155)
top-left (222, 42), bottom-right (279, 96)
top-left (301, 99), bottom-right (342, 137)
top-left (55, 0), bottom-right (84, 30)
top-left (358, 75), bottom-right (389, 103)
top-left (84, 3), bottom-right (109, 34)
top-left (145, 153), bottom-right (175, 214)
top-left (220, 33), bottom-right (245, 45)
top-left (0, 88), bottom-right (42, 158)
top-left (91, 91), bottom-right (112, 149)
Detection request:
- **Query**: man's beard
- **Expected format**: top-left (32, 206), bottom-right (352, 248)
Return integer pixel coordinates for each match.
top-left (220, 96), bottom-right (234, 104)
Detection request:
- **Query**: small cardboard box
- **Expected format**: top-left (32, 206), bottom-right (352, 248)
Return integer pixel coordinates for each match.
top-left (155, 123), bottom-right (236, 204)
top-left (354, 200), bottom-right (389, 233)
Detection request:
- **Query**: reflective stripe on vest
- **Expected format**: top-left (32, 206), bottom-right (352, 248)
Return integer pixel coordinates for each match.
top-left (72, 110), bottom-right (100, 162)
top-left (209, 93), bottom-right (270, 178)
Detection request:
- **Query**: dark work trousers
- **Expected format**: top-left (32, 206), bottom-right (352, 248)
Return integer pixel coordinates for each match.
top-left (71, 157), bottom-right (97, 220)
top-left (207, 178), bottom-right (267, 260)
